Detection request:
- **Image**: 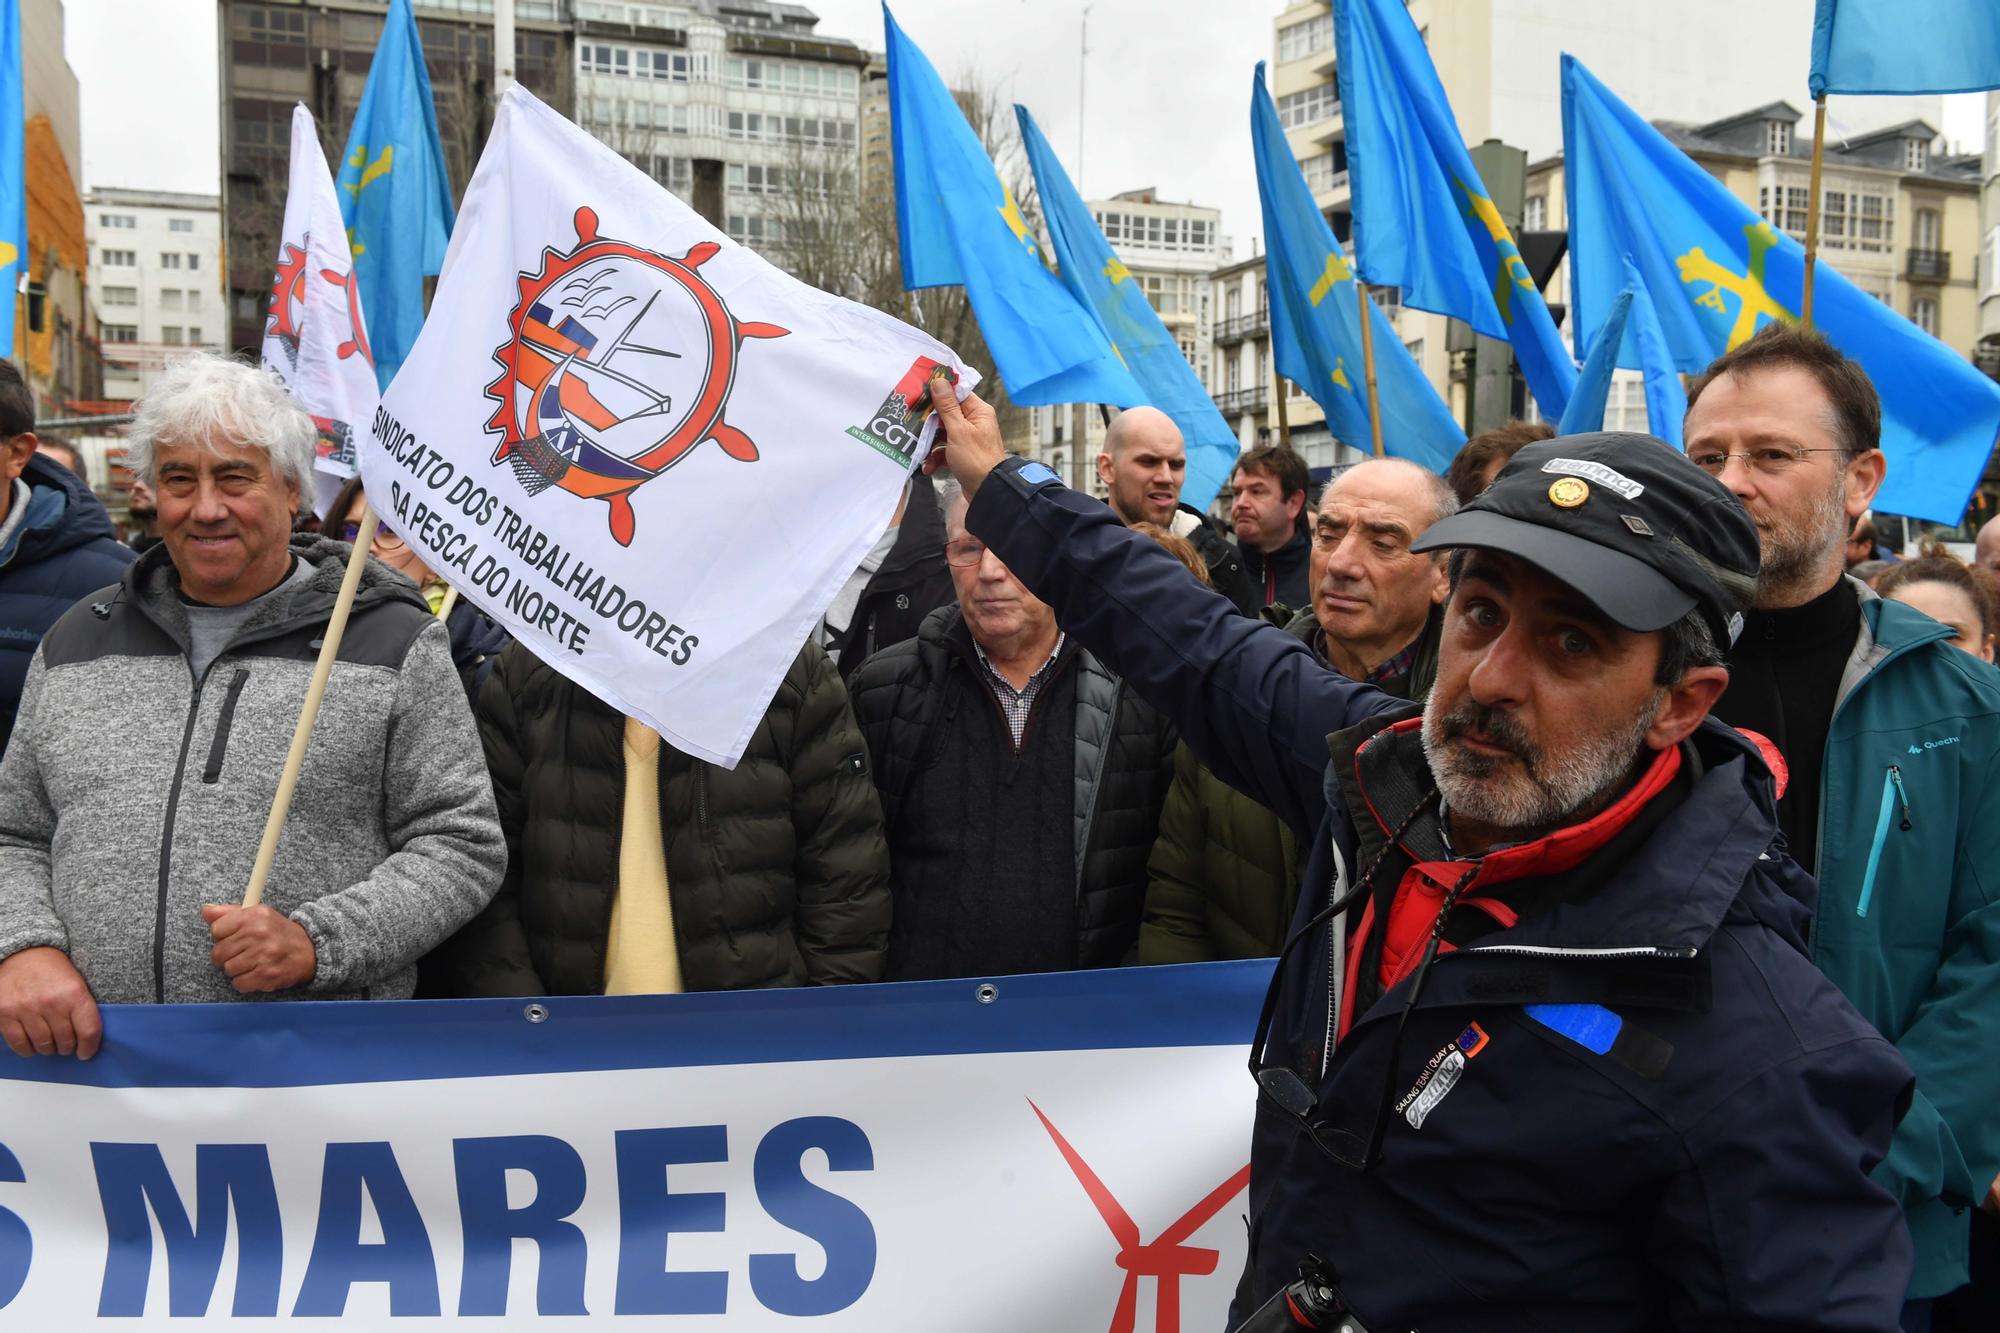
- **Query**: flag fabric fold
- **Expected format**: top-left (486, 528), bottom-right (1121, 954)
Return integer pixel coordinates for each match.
top-left (1809, 0), bottom-right (2000, 97)
top-left (362, 87), bottom-right (976, 768)
top-left (1558, 283), bottom-right (1633, 437)
top-left (262, 105), bottom-right (382, 518)
top-left (1251, 63), bottom-right (1463, 473)
top-left (884, 5), bottom-right (1141, 408)
top-left (338, 0), bottom-right (456, 389)
top-left (0, 0), bottom-right (23, 360)
top-left (1015, 105), bottom-right (1238, 509)
top-left (1562, 55), bottom-right (1999, 522)
top-left (1333, 0), bottom-right (1575, 418)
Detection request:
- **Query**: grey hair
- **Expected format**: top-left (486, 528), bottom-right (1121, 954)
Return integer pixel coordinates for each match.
top-left (933, 471), bottom-right (966, 533)
top-left (127, 352), bottom-right (317, 499)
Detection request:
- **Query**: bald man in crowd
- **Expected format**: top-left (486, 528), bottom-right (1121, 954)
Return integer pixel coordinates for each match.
top-left (1975, 515), bottom-right (1999, 574)
top-left (1096, 407), bottom-right (1258, 614)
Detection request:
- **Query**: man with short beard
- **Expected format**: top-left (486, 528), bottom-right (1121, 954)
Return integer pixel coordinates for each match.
top-left (1684, 324), bottom-right (2000, 1325)
top-left (1096, 407), bottom-right (1258, 614)
top-left (926, 371), bottom-right (1914, 1330)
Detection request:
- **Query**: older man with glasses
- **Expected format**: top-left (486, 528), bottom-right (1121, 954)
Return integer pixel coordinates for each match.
top-left (1685, 324), bottom-right (2000, 1329)
top-left (846, 475), bottom-right (1177, 981)
top-left (923, 366), bottom-right (1915, 1330)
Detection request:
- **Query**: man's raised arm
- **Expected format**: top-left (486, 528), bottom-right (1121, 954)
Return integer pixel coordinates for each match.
top-left (926, 379), bottom-right (1399, 838)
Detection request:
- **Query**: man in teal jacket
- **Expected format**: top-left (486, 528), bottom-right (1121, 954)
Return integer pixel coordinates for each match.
top-left (1685, 325), bottom-right (2000, 1324)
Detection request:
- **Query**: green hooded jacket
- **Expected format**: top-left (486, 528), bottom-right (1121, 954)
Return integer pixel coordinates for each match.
top-left (1137, 605), bottom-right (1439, 963)
top-left (1812, 583), bottom-right (2000, 1299)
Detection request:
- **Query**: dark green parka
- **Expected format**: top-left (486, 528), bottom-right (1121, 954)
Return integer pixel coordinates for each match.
top-left (421, 639), bottom-right (891, 995)
top-left (1137, 605), bottom-right (1438, 963)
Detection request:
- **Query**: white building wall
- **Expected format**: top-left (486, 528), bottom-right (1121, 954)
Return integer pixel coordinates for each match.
top-left (86, 191), bottom-right (224, 402)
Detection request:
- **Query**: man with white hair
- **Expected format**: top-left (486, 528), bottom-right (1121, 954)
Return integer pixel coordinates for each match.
top-left (0, 353), bottom-right (505, 1060)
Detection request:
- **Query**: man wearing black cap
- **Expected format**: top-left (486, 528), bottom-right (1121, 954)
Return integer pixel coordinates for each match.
top-left (925, 375), bottom-right (1913, 1330)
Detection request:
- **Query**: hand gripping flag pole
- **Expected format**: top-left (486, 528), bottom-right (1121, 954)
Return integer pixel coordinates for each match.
top-left (242, 510), bottom-right (379, 907)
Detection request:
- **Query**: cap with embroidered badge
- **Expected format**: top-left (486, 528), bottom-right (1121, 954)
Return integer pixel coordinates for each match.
top-left (1409, 432), bottom-right (1761, 648)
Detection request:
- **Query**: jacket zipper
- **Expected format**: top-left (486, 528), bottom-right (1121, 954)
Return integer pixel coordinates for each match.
top-left (1855, 765), bottom-right (1905, 919)
top-left (1467, 943), bottom-right (1700, 960)
top-left (155, 672), bottom-right (211, 1003)
top-left (201, 668), bottom-right (252, 783)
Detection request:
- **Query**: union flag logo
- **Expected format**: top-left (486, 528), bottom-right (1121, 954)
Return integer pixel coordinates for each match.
top-left (483, 206), bottom-right (790, 546)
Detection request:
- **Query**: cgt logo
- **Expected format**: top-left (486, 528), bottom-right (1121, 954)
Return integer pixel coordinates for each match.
top-left (1031, 1101), bottom-right (1249, 1333)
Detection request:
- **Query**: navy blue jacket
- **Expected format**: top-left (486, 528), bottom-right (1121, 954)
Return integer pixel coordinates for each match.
top-left (965, 457), bottom-right (1914, 1331)
top-left (0, 454), bottom-right (134, 754)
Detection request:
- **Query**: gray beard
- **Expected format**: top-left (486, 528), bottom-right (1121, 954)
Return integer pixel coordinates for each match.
top-left (1755, 474), bottom-right (1849, 607)
top-left (1421, 690), bottom-right (1665, 837)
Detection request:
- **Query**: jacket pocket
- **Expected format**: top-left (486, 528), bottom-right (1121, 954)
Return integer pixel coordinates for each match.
top-left (201, 668), bottom-right (252, 784)
top-left (1854, 764), bottom-right (1912, 919)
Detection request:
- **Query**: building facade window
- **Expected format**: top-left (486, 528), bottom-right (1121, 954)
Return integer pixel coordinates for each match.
top-left (100, 286), bottom-right (137, 306)
top-left (1983, 225), bottom-right (2000, 297)
top-left (1302, 152), bottom-right (1336, 193)
top-left (1766, 120), bottom-right (1791, 156)
top-left (99, 213), bottom-right (135, 229)
top-left (160, 252), bottom-right (182, 269)
top-left (1523, 195), bottom-right (1547, 232)
top-left (102, 324), bottom-right (137, 343)
top-left (101, 249), bottom-right (135, 267)
top-left (725, 57), bottom-right (857, 98)
top-left (1914, 206), bottom-right (1941, 252)
top-left (1912, 296), bottom-right (1937, 335)
top-left (1276, 83), bottom-right (1338, 131)
top-left (1277, 12), bottom-right (1332, 62)
top-left (161, 327), bottom-right (185, 345)
top-left (1904, 137), bottom-right (1928, 172)
top-left (168, 218), bottom-right (195, 233)
top-left (161, 289), bottom-right (184, 311)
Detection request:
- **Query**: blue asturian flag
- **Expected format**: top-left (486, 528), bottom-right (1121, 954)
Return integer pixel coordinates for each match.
top-left (1810, 0), bottom-right (2000, 96)
top-left (0, 0), bottom-right (22, 360)
top-left (1333, 0), bottom-right (1575, 419)
top-left (337, 0), bottom-right (456, 389)
top-left (1558, 284), bottom-right (1633, 437)
top-left (1251, 64), bottom-right (1462, 473)
top-left (1558, 257), bottom-right (1687, 446)
top-left (1562, 55), bottom-right (1999, 523)
top-left (884, 7), bottom-right (1141, 408)
top-left (1015, 105), bottom-right (1236, 509)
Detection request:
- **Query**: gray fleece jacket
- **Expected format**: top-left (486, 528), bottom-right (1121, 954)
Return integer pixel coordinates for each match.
top-left (0, 536), bottom-right (506, 1003)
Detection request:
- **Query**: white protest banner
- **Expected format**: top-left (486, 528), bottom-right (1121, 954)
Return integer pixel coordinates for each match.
top-left (261, 104), bottom-right (381, 519)
top-left (363, 87), bottom-right (977, 766)
top-left (0, 962), bottom-right (1267, 1331)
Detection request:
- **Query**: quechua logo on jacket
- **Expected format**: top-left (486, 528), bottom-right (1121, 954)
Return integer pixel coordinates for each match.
top-left (483, 206), bottom-right (790, 547)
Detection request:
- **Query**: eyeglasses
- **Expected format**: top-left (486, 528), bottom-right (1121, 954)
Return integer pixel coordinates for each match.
top-left (339, 521), bottom-right (401, 545)
top-left (944, 538), bottom-right (988, 568)
top-left (1686, 446), bottom-right (1845, 476)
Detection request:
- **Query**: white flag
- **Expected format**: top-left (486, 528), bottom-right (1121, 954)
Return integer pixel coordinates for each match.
top-left (363, 88), bottom-right (977, 767)
top-left (261, 104), bottom-right (381, 519)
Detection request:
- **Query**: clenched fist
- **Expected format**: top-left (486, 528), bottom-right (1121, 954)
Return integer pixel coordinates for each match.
top-left (201, 903), bottom-right (317, 993)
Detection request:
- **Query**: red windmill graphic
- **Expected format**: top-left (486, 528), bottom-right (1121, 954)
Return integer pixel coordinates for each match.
top-left (1030, 1100), bottom-right (1251, 1333)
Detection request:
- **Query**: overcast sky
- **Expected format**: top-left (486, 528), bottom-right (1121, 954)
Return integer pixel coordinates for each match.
top-left (63, 0), bottom-right (1989, 260)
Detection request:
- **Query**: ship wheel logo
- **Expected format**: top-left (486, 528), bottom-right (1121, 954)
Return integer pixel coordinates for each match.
top-left (266, 234), bottom-right (374, 374)
top-left (484, 206), bottom-right (790, 546)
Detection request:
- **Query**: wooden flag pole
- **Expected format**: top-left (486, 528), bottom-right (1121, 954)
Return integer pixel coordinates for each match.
top-left (437, 584), bottom-right (460, 621)
top-left (243, 507), bottom-right (379, 908)
top-left (1802, 96), bottom-right (1828, 328)
top-left (1355, 278), bottom-right (1386, 458)
top-left (1273, 368), bottom-right (1293, 449)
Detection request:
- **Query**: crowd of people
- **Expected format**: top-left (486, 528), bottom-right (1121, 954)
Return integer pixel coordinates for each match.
top-left (0, 327), bottom-right (1994, 1327)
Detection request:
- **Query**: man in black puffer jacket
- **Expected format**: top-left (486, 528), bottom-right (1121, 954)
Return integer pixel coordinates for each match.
top-left (420, 638), bottom-right (891, 995)
top-left (0, 366), bottom-right (134, 754)
top-left (848, 476), bottom-right (1176, 979)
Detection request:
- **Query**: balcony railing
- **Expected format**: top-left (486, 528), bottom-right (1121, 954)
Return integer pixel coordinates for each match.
top-left (1216, 385), bottom-right (1268, 415)
top-left (1906, 248), bottom-right (1950, 281)
top-left (1213, 309), bottom-right (1269, 344)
